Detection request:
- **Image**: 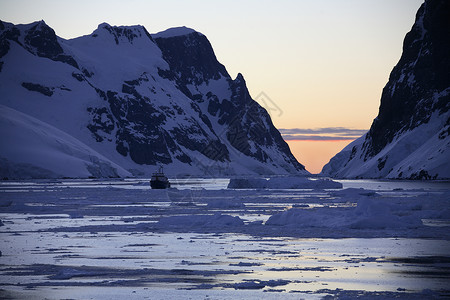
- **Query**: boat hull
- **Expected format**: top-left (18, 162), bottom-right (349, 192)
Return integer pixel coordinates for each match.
top-left (150, 180), bottom-right (170, 189)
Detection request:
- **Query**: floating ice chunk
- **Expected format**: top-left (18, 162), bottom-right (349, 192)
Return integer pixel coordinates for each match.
top-left (229, 281), bottom-right (266, 290)
top-left (332, 188), bottom-right (380, 199)
top-left (228, 176), bottom-right (342, 189)
top-left (350, 198), bottom-right (423, 229)
top-left (266, 197), bottom-right (423, 230)
top-left (265, 207), bottom-right (349, 227)
top-left (229, 262), bottom-right (264, 267)
top-left (227, 178), bottom-right (268, 189)
top-left (225, 279), bottom-right (289, 290)
top-left (49, 267), bottom-right (97, 280)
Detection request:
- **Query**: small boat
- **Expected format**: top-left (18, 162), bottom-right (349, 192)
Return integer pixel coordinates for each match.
top-left (150, 166), bottom-right (170, 189)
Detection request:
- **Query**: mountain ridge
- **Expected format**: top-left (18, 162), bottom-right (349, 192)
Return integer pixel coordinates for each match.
top-left (0, 20), bottom-right (306, 179)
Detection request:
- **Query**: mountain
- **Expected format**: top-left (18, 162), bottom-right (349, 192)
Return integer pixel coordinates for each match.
top-left (322, 0), bottom-right (450, 179)
top-left (0, 21), bottom-right (305, 179)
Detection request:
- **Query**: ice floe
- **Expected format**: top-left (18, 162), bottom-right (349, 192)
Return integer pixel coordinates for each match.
top-left (266, 190), bottom-right (428, 230)
top-left (228, 176), bottom-right (343, 189)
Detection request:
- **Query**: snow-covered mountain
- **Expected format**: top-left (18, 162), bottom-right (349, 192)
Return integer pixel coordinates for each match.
top-left (322, 0), bottom-right (450, 179)
top-left (0, 21), bottom-right (305, 179)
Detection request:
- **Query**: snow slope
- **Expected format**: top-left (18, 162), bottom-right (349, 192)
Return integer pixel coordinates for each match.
top-left (0, 105), bottom-right (131, 179)
top-left (322, 111), bottom-right (450, 179)
top-left (152, 26), bottom-right (199, 39)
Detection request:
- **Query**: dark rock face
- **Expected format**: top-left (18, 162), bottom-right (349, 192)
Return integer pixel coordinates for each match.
top-left (155, 33), bottom-right (305, 172)
top-left (24, 22), bottom-right (64, 58)
top-left (21, 82), bottom-right (53, 96)
top-left (222, 75), bottom-right (274, 162)
top-left (86, 107), bottom-right (115, 142)
top-left (362, 0), bottom-right (450, 159)
top-left (102, 89), bottom-right (177, 165)
top-left (155, 32), bottom-right (228, 87)
top-left (24, 21), bottom-right (79, 68)
top-left (0, 21), bottom-right (78, 68)
top-left (0, 25), bottom-right (19, 58)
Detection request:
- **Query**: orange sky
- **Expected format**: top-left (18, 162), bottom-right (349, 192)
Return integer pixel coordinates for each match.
top-left (287, 140), bottom-right (353, 174)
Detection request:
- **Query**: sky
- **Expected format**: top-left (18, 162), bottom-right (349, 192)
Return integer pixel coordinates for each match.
top-left (0, 0), bottom-right (424, 173)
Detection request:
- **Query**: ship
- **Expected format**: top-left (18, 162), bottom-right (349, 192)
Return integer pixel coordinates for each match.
top-left (150, 166), bottom-right (171, 189)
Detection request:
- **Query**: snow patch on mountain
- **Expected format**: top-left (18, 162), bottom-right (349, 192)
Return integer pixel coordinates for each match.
top-left (0, 105), bottom-right (131, 179)
top-left (322, 111), bottom-right (450, 179)
top-left (152, 26), bottom-right (200, 39)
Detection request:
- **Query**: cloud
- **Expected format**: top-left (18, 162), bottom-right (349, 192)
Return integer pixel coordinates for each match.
top-left (279, 127), bottom-right (368, 135)
top-left (279, 127), bottom-right (367, 141)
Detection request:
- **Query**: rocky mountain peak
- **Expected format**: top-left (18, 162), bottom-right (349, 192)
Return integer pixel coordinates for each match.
top-left (25, 20), bottom-right (62, 55)
top-left (234, 73), bottom-right (245, 83)
top-left (92, 22), bottom-right (154, 45)
top-left (322, 0), bottom-right (450, 179)
top-left (364, 0), bottom-right (450, 159)
top-left (0, 19), bottom-right (78, 68)
top-left (154, 29), bottom-right (228, 86)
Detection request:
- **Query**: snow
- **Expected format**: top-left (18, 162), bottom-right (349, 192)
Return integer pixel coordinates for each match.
top-left (265, 186), bottom-right (446, 232)
top-left (349, 197), bottom-right (423, 229)
top-left (320, 134), bottom-right (365, 176)
top-left (0, 105), bottom-right (131, 179)
top-left (266, 197), bottom-right (423, 230)
top-left (152, 26), bottom-right (201, 39)
top-left (322, 110), bottom-right (450, 179)
top-left (64, 23), bottom-right (168, 90)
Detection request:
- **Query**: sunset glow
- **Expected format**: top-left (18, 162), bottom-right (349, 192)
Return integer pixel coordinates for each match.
top-left (287, 140), bottom-right (354, 174)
